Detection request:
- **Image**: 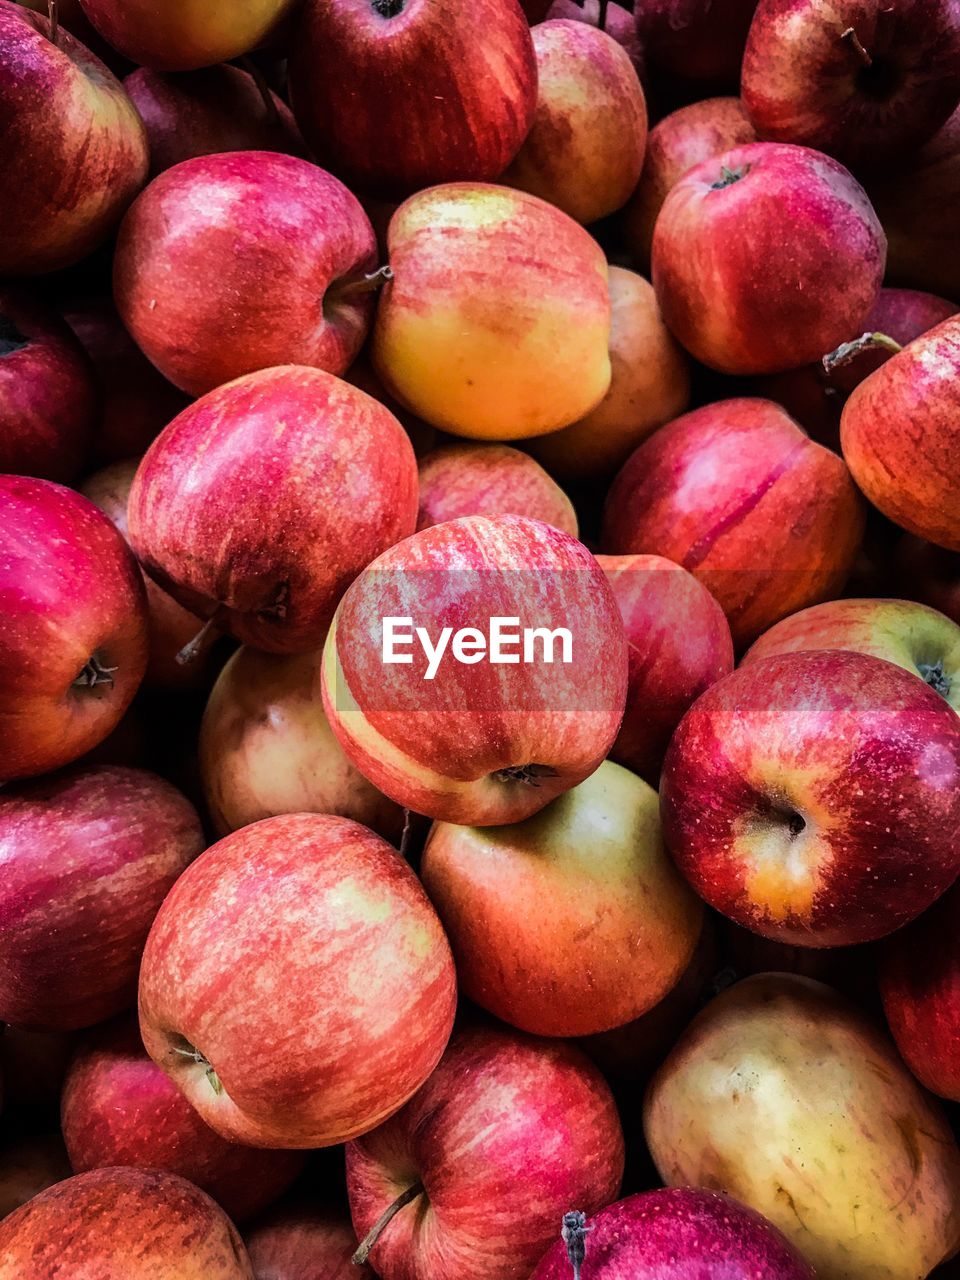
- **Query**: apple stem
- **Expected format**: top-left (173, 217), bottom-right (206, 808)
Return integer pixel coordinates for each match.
top-left (240, 56), bottom-right (280, 126)
top-left (399, 808), bottom-right (413, 859)
top-left (597, 0), bottom-right (609, 30)
top-left (175, 616), bottom-right (219, 666)
top-left (47, 0), bottom-right (59, 45)
top-left (333, 265), bottom-right (394, 299)
top-left (821, 331), bottom-right (903, 374)
top-left (72, 655), bottom-right (118, 689)
top-left (352, 1180), bottom-right (424, 1266)
top-left (840, 26), bottom-right (872, 67)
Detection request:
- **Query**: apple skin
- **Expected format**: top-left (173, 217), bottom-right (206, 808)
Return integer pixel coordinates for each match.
top-left (0, 765), bottom-right (204, 1031)
top-left (138, 813), bottom-right (457, 1149)
top-left (416, 443), bottom-right (578, 535)
top-left (545, 0), bottom-right (644, 74)
top-left (652, 142), bottom-right (886, 375)
top-left (504, 21), bottom-right (647, 225)
top-left (600, 398), bottom-right (865, 647)
top-left (288, 0), bottom-right (535, 199)
top-left (0, 2), bottom-right (148, 276)
top-left (199, 645), bottom-right (403, 841)
top-left (598, 554), bottom-right (735, 782)
top-left (0, 1166), bottom-right (255, 1278)
top-left (124, 66), bottom-right (303, 177)
top-left (421, 761), bottom-right (703, 1037)
top-left (61, 1017), bottom-right (306, 1222)
top-left (0, 1136), bottom-right (71, 1222)
top-left (635, 0), bottom-right (758, 87)
top-left (645, 974), bottom-right (960, 1280)
top-left (372, 183), bottom-right (612, 440)
top-left (741, 0), bottom-right (960, 170)
top-left (244, 1206), bottom-right (371, 1280)
top-left (346, 1025), bottom-right (624, 1280)
top-left (127, 366), bottom-right (418, 655)
top-left (0, 288), bottom-right (97, 483)
top-left (321, 515), bottom-right (628, 826)
top-left (114, 152), bottom-right (378, 397)
top-left (0, 476), bottom-right (148, 783)
top-left (896, 534), bottom-right (960, 625)
top-left (661, 649), bottom-right (960, 947)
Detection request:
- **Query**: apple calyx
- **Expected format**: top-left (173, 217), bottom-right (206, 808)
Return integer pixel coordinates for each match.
top-left (491, 763), bottom-right (560, 787)
top-left (72, 655), bottom-right (118, 689)
top-left (822, 331), bottom-right (903, 374)
top-left (840, 25), bottom-right (873, 68)
top-left (562, 1210), bottom-right (592, 1280)
top-left (352, 1179), bottom-right (425, 1267)
top-left (172, 1043), bottom-right (223, 1096)
top-left (918, 658), bottom-right (952, 699)
top-left (710, 165), bottom-right (750, 190)
top-left (0, 314), bottom-right (28, 357)
top-left (372, 0), bottom-right (405, 16)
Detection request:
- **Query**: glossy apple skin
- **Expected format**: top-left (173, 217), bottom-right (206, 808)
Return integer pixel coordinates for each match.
top-left (0, 1167), bottom-right (255, 1278)
top-left (842, 316), bottom-right (960, 551)
top-left (0, 3), bottom-right (147, 276)
top-left (125, 66), bottom-right (303, 177)
top-left (741, 0), bottom-right (960, 170)
top-left (421, 761), bottom-right (703, 1036)
top-left (0, 476), bottom-right (148, 782)
top-left (127, 366), bottom-right (418, 654)
top-left (114, 152), bottom-right (377, 397)
top-left (346, 1025), bottom-right (624, 1280)
top-left (504, 21), bottom-right (647, 225)
top-left (61, 1018), bottom-right (306, 1222)
top-left (372, 184), bottom-right (612, 440)
top-left (199, 645), bottom-right (403, 841)
top-left (0, 288), bottom-right (97, 482)
top-left (244, 1207), bottom-right (371, 1280)
top-left (662, 650), bottom-right (960, 947)
top-left (599, 554), bottom-right (734, 781)
top-left (322, 515), bottom-right (628, 826)
top-left (417, 444), bottom-right (578, 535)
top-left (139, 813), bottom-right (457, 1149)
top-left (0, 765), bottom-right (203, 1031)
top-left (0, 1136), bottom-right (71, 1222)
top-left (601, 398), bottom-right (865, 647)
top-left (635, 0), bottom-right (758, 86)
top-left (545, 0), bottom-right (643, 72)
top-left (896, 534), bottom-right (960, 625)
top-left (652, 142), bottom-right (886, 375)
top-left (646, 974), bottom-right (960, 1280)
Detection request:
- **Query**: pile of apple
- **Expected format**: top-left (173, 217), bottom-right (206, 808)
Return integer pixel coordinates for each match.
top-left (4, 0), bottom-right (960, 1276)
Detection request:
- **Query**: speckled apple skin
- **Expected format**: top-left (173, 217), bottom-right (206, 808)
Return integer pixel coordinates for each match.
top-left (244, 1207), bottom-right (371, 1280)
top-left (416, 444), bottom-right (578, 535)
top-left (346, 1025), bottom-right (624, 1280)
top-left (661, 650), bottom-right (960, 946)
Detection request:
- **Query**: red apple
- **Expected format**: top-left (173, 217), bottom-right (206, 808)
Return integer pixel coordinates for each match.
top-left (504, 21), bottom-right (648, 225)
top-left (741, 0), bottom-right (960, 169)
top-left (114, 152), bottom-right (379, 397)
top-left (0, 2), bottom-right (147, 276)
top-left (416, 444), bottom-right (578, 535)
top-left (661, 649), bottom-right (960, 946)
top-left (0, 476), bottom-right (148, 782)
top-left (244, 1206), bottom-right (372, 1280)
top-left (600, 398), bottom-right (865, 647)
top-left (0, 1136), bottom-right (71, 1222)
top-left (0, 1167), bottom-right (255, 1277)
top-left (0, 764), bottom-right (204, 1030)
top-left (321, 515), bottom-right (628, 825)
top-left (546, 0), bottom-right (643, 72)
top-left (896, 534), bottom-right (960, 625)
top-left (346, 1025), bottom-right (624, 1280)
top-left (138, 813), bottom-right (457, 1148)
top-left (343, 354), bottom-right (438, 458)
top-left (0, 287), bottom-right (97, 482)
top-left (635, 0), bottom-right (759, 87)
top-left (598, 554), bottom-right (734, 781)
top-left (288, 0), bottom-right (536, 199)
top-left (652, 142), bottom-right (886, 374)
top-left (127, 366), bottom-right (418, 656)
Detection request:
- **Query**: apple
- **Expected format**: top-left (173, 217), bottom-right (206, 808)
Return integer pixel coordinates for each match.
top-left (528, 267), bottom-right (691, 484)
top-left (421, 760), bottom-right (703, 1037)
top-left (0, 1136), bottom-right (71, 1222)
top-left (0, 476), bottom-right (148, 782)
top-left (127, 366), bottom-right (418, 656)
top-left (503, 21), bottom-right (648, 225)
top-left (661, 649), bottom-right (960, 947)
top-left (635, 0), bottom-right (759, 87)
top-left (645, 974), bottom-right (960, 1280)
top-left (344, 354), bottom-right (438, 458)
top-left (0, 2), bottom-right (147, 276)
top-left (321, 515), bottom-right (628, 826)
top-left (124, 65), bottom-right (303, 177)
top-left (138, 813), bottom-right (457, 1148)
top-left (622, 97), bottom-right (757, 270)
top-left (546, 0), bottom-right (644, 73)
top-left (0, 764), bottom-right (204, 1030)
top-left (416, 444), bottom-right (578, 535)
top-left (896, 534), bottom-right (960, 625)
top-left (114, 152), bottom-right (379, 397)
top-left (530, 1188), bottom-right (815, 1279)
top-left (522, 0), bottom-right (552, 18)
top-left (371, 183), bottom-right (612, 440)
top-left (0, 287), bottom-right (97, 483)
top-left (0, 1167), bottom-right (255, 1277)
top-left (244, 1206), bottom-right (372, 1279)
top-left (652, 142), bottom-right (886, 375)
top-left (346, 1025), bottom-right (624, 1279)
top-left (841, 315), bottom-right (960, 551)
top-left (600, 398), bottom-right (865, 647)
top-left (288, 0), bottom-right (536, 198)
top-left (199, 645), bottom-right (404, 841)
top-left (598, 554), bottom-right (735, 781)
top-left (741, 0), bottom-right (960, 170)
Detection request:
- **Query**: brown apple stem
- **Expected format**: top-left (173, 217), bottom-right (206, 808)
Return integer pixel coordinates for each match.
top-left (72, 655), bottom-right (118, 689)
top-left (175, 616), bottom-right (219, 667)
top-left (399, 808), bottom-right (413, 860)
top-left (352, 1180), bottom-right (424, 1266)
top-left (597, 0), bottom-right (609, 30)
top-left (334, 265), bottom-right (394, 299)
top-left (47, 0), bottom-right (59, 46)
top-left (822, 331), bottom-right (903, 373)
top-left (840, 26), bottom-right (873, 67)
top-left (240, 55), bottom-right (280, 126)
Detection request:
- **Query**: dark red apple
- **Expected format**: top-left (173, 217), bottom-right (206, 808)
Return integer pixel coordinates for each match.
top-left (244, 1206), bottom-right (372, 1279)
top-left (417, 443), bottom-right (578, 535)
top-left (635, 0), bottom-right (759, 87)
top-left (896, 534), bottom-right (960, 625)
top-left (546, 0), bottom-right (644, 74)
top-left (0, 1136), bottom-right (71, 1222)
